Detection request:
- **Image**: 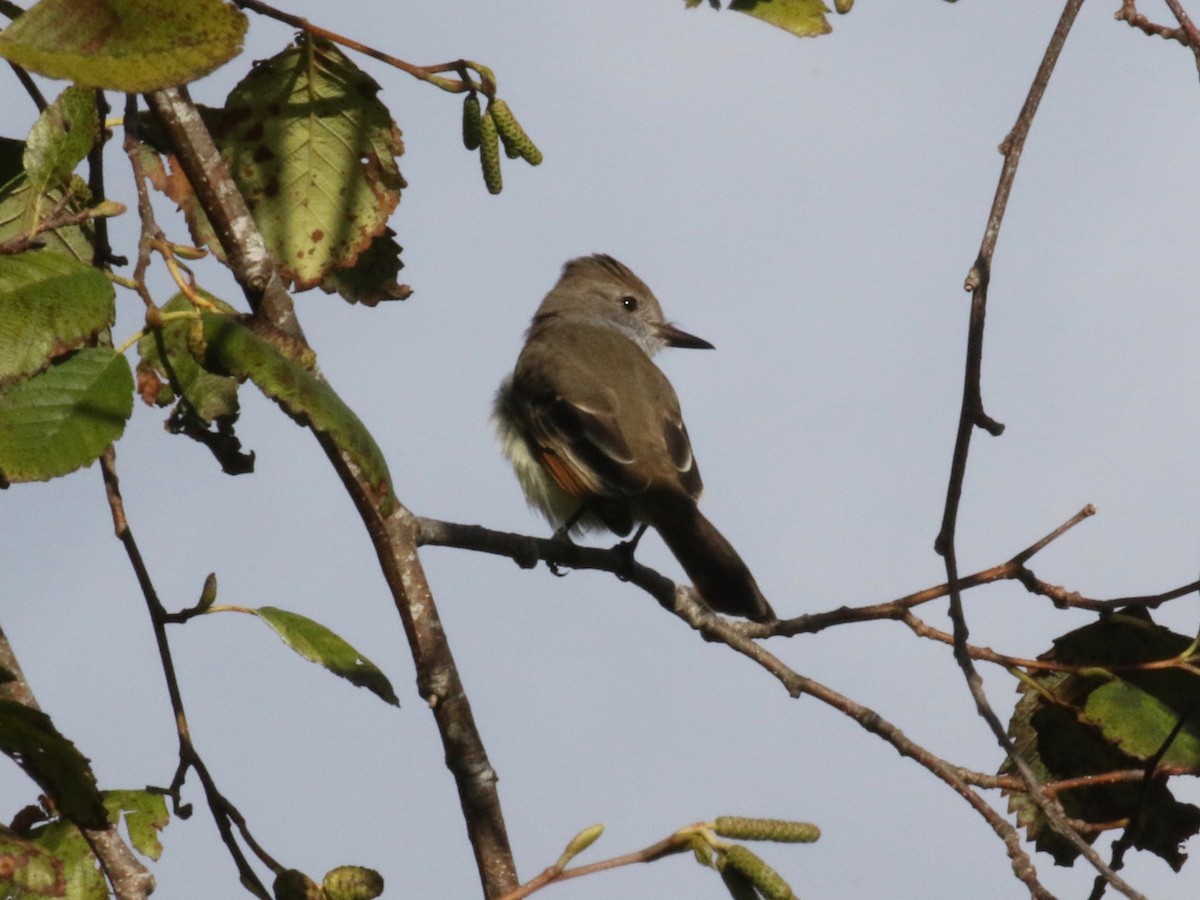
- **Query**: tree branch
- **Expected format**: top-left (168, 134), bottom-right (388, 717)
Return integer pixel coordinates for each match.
top-left (416, 516), bottom-right (1056, 896)
top-left (143, 86), bottom-right (518, 897)
top-left (142, 87), bottom-right (303, 339)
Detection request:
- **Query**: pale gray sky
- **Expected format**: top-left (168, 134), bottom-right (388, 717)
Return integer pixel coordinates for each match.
top-left (2, 2), bottom-right (1199, 898)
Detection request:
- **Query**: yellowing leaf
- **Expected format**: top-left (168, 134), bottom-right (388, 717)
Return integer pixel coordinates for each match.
top-left (729, 0), bottom-right (831, 37)
top-left (23, 86), bottom-right (98, 199)
top-left (0, 0), bottom-right (247, 91)
top-left (211, 34), bottom-right (405, 291)
top-left (103, 790), bottom-right (170, 861)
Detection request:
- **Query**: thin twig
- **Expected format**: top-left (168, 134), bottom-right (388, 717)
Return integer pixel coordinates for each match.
top-left (900, 610), bottom-right (1200, 674)
top-left (498, 831), bottom-right (690, 900)
top-left (87, 90), bottom-right (124, 269)
top-left (99, 448), bottom-right (274, 899)
top-left (934, 0), bottom-right (1145, 896)
top-left (416, 517), bottom-right (1050, 896)
top-left (962, 765), bottom-right (1200, 794)
top-left (1163, 0), bottom-right (1200, 74)
top-left (5, 60), bottom-right (46, 111)
top-left (418, 506), bottom-right (1193, 644)
top-left (233, 0), bottom-right (495, 94)
top-left (1087, 708), bottom-right (1194, 900)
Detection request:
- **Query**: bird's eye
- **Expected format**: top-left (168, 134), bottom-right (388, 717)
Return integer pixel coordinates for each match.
top-left (621, 295), bottom-right (639, 312)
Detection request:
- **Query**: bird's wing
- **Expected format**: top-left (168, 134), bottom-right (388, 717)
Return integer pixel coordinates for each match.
top-left (511, 322), bottom-right (703, 501)
top-left (662, 414), bottom-right (701, 499)
top-left (511, 375), bottom-right (651, 499)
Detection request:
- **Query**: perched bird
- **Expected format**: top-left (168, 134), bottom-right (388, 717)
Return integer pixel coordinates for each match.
top-left (493, 254), bottom-right (775, 622)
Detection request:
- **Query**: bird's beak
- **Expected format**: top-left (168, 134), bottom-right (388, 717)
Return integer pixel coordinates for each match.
top-left (658, 322), bottom-right (715, 350)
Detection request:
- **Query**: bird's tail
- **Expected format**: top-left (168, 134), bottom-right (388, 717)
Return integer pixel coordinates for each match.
top-left (648, 495), bottom-right (776, 623)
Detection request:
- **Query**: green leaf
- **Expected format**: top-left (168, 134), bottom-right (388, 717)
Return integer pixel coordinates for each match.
top-left (0, 178), bottom-right (95, 262)
top-left (0, 251), bottom-right (115, 383)
top-left (103, 790), bottom-right (169, 861)
top-left (1085, 679), bottom-right (1200, 767)
top-left (211, 34), bottom-right (405, 291)
top-left (0, 346), bottom-right (133, 483)
top-left (135, 291), bottom-right (239, 422)
top-left (729, 0), bottom-right (831, 37)
top-left (22, 817), bottom-right (107, 899)
top-left (23, 86), bottom-right (98, 199)
top-left (197, 311), bottom-right (394, 512)
top-left (0, 790), bottom-right (167, 899)
top-left (1001, 610), bottom-right (1200, 869)
top-left (0, 826), bottom-right (67, 897)
top-left (253, 607), bottom-right (400, 706)
top-left (0, 700), bottom-right (107, 831)
top-left (0, 0), bottom-right (248, 91)
top-left (0, 166), bottom-right (96, 263)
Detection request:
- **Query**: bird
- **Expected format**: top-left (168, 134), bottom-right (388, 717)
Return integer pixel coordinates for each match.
top-left (492, 254), bottom-right (775, 622)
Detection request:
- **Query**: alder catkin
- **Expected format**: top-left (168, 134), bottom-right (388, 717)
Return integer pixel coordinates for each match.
top-left (273, 870), bottom-right (323, 900)
top-left (489, 98), bottom-right (544, 166)
top-left (714, 816), bottom-right (821, 844)
top-left (323, 865), bottom-right (384, 900)
top-left (479, 110), bottom-right (502, 194)
top-left (719, 845), bottom-right (796, 900)
top-left (462, 93), bottom-right (482, 150)
top-left (719, 866), bottom-right (762, 900)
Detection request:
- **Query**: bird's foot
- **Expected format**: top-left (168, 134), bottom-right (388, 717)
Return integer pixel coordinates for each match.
top-left (547, 525), bottom-right (576, 577)
top-left (610, 524), bottom-right (648, 582)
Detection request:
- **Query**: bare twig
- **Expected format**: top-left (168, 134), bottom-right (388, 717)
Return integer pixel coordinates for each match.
top-left (87, 90), bottom-right (124, 269)
top-left (498, 830), bottom-right (691, 900)
top-left (1162, 0), bottom-right (1200, 74)
top-left (1087, 708), bottom-right (1194, 900)
top-left (418, 506), bottom-right (1193, 643)
top-left (416, 517), bottom-right (1050, 897)
top-left (232, 0), bottom-right (496, 95)
top-left (900, 609), bottom-right (1200, 673)
top-left (5, 60), bottom-right (47, 112)
top-left (0, 203), bottom-right (119, 255)
top-left (962, 765), bottom-right (1200, 795)
top-left (934, 0), bottom-right (1146, 896)
top-left (1115, 0), bottom-right (1191, 43)
top-left (99, 448), bottom-right (275, 899)
top-left (1114, 1), bottom-right (1200, 71)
